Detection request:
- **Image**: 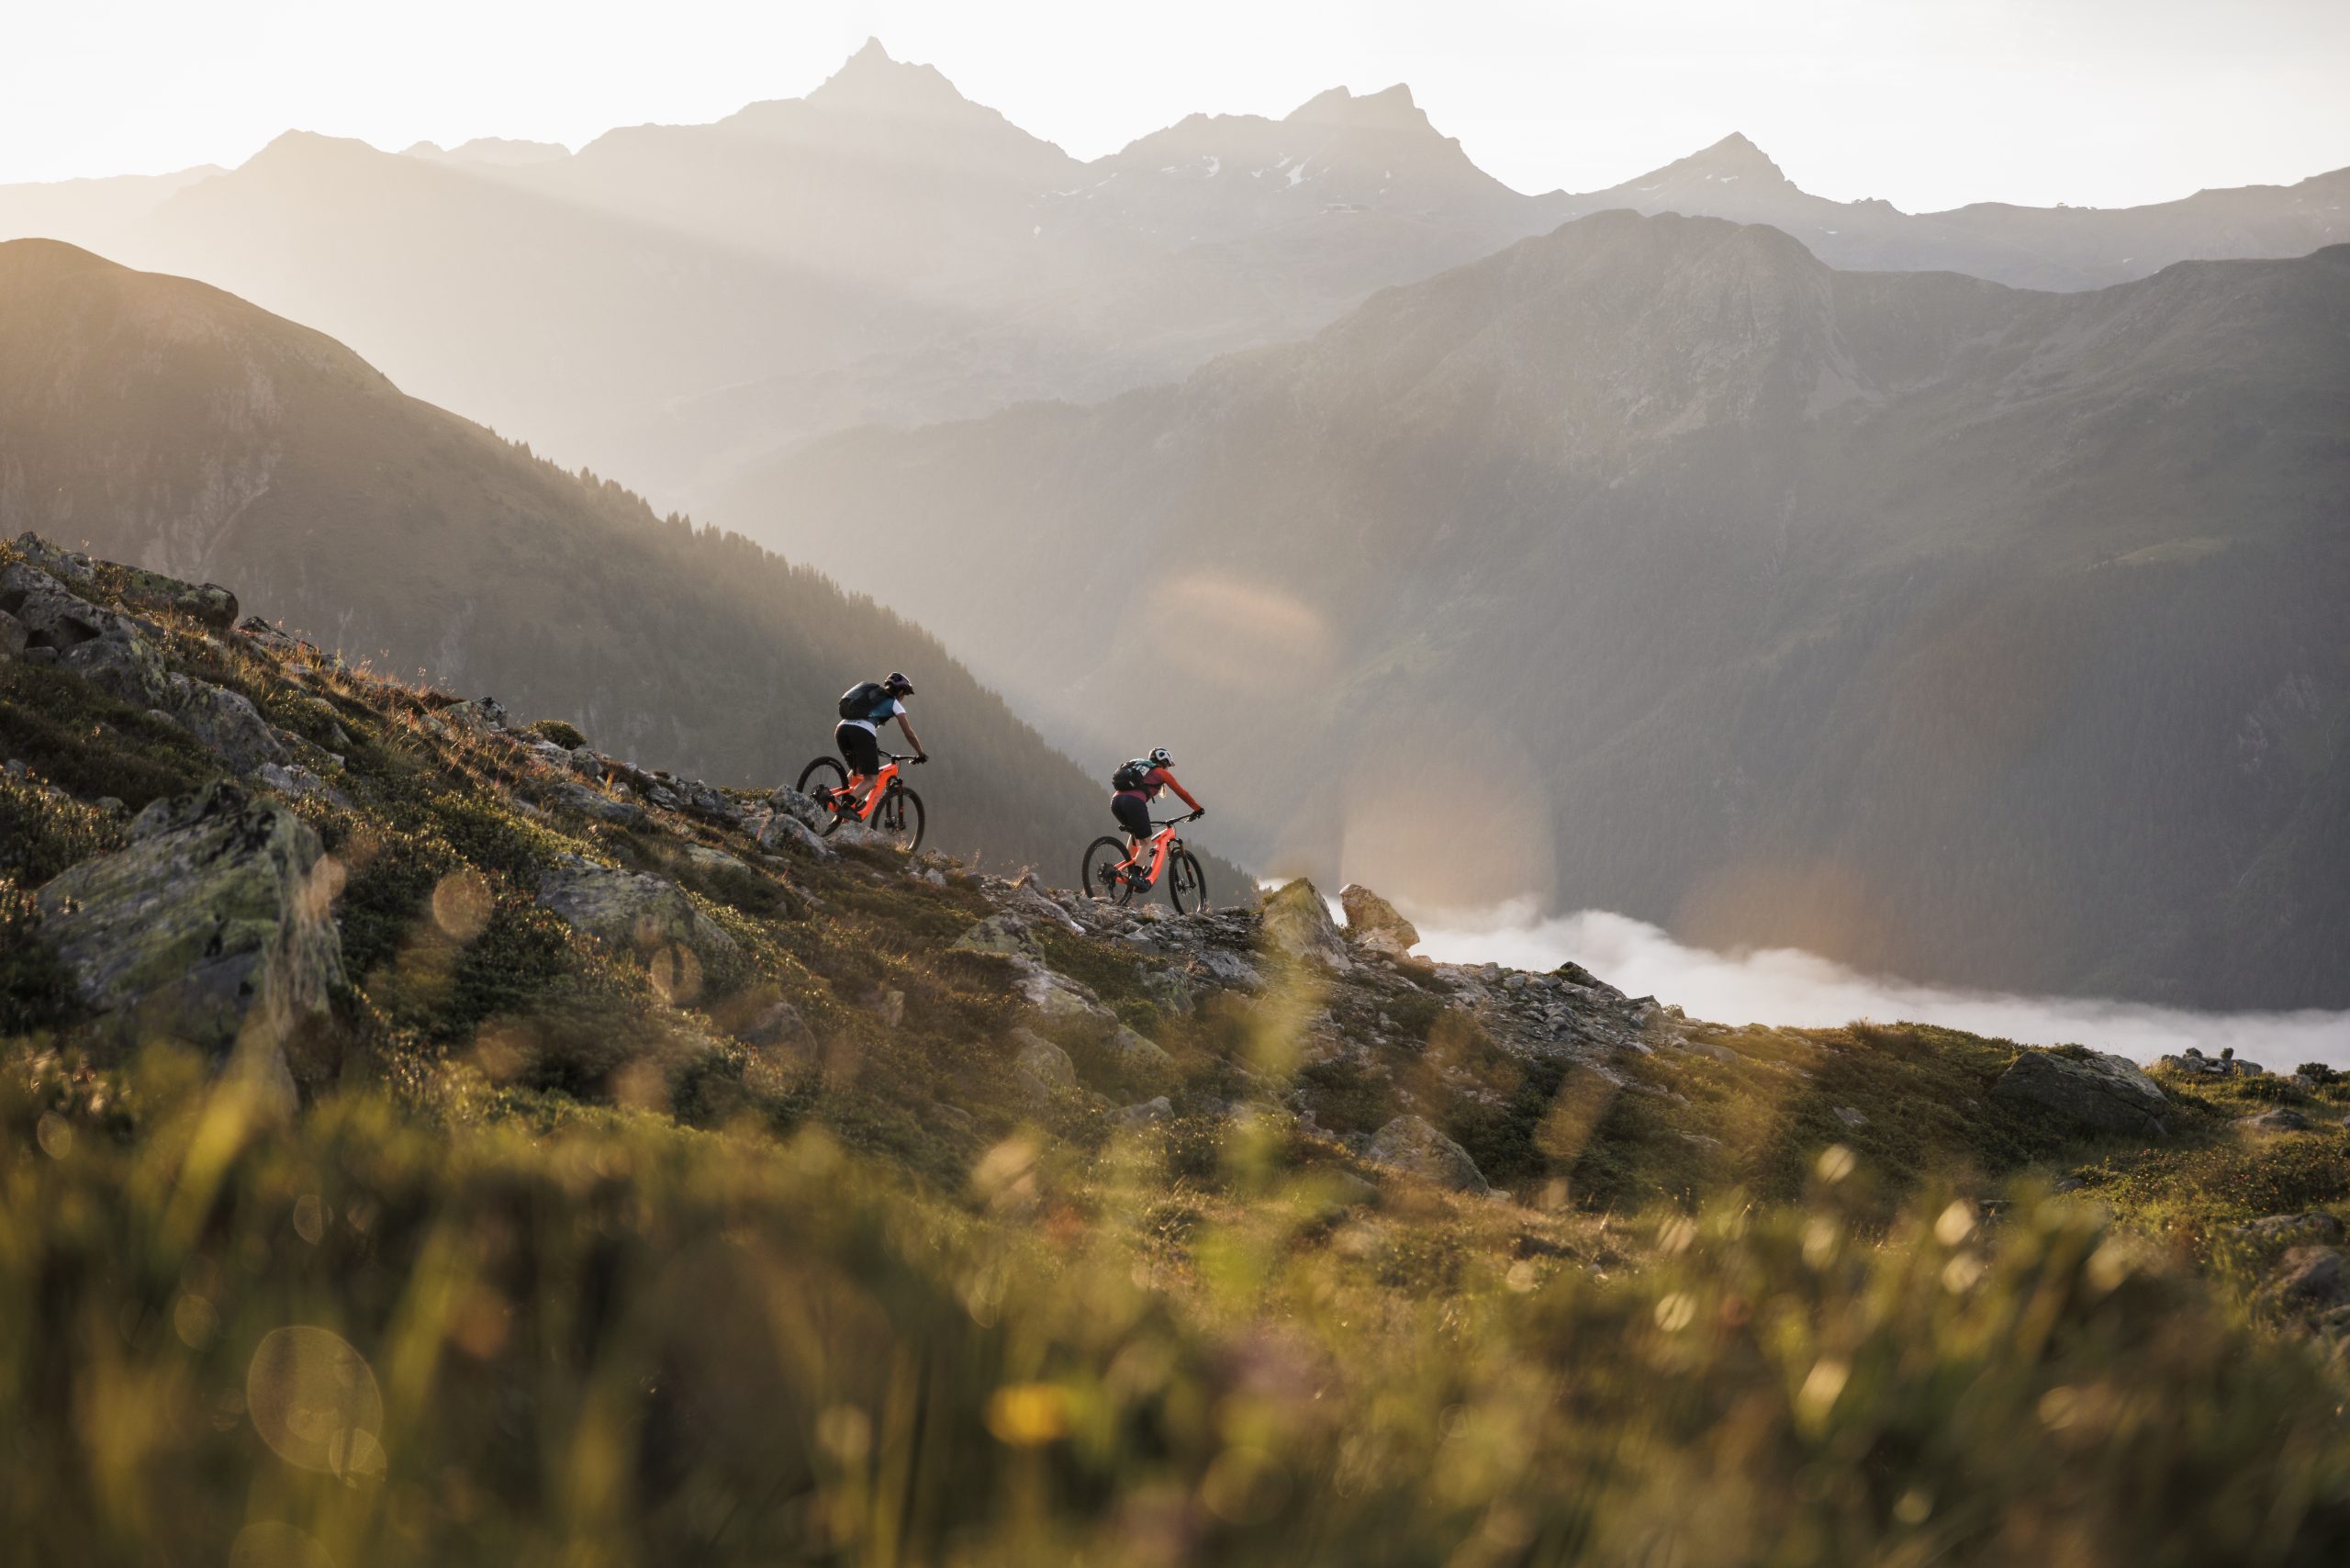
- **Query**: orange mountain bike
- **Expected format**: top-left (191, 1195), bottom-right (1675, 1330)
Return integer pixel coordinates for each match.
top-left (1083, 811), bottom-right (1207, 911)
top-left (795, 748), bottom-right (926, 851)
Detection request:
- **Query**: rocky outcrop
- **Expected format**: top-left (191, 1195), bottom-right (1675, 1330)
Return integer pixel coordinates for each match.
top-left (1365, 1114), bottom-right (1490, 1194)
top-left (2243, 1107), bottom-right (2313, 1133)
top-left (166, 675), bottom-right (289, 773)
top-left (535, 855), bottom-right (739, 967)
top-left (14, 534), bottom-right (237, 628)
top-left (1, 561), bottom-right (171, 708)
top-left (1990, 1048), bottom-right (2169, 1137)
top-left (1260, 879), bottom-right (1348, 969)
top-left (1012, 1028), bottom-right (1078, 1100)
top-left (1339, 883), bottom-right (1419, 958)
top-left (34, 780), bottom-right (346, 1104)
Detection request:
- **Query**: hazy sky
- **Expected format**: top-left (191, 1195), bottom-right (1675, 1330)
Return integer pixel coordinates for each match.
top-left (8, 0), bottom-right (2347, 209)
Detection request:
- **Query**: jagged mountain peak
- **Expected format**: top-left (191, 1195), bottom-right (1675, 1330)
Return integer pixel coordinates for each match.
top-left (1640, 130), bottom-right (1794, 188)
top-left (1286, 82), bottom-right (1432, 133)
top-left (807, 36), bottom-right (970, 111)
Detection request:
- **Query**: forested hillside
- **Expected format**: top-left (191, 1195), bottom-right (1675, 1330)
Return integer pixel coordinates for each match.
top-left (0, 238), bottom-right (1234, 881)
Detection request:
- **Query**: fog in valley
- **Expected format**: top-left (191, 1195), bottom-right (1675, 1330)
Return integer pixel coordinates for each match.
top-left (1408, 902), bottom-right (2350, 1070)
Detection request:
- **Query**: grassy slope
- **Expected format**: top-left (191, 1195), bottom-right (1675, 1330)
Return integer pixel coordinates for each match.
top-left (5, 548), bottom-right (2350, 1563)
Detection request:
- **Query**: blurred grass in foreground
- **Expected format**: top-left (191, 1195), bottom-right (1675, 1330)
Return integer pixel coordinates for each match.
top-left (5, 1050), bottom-right (2348, 1568)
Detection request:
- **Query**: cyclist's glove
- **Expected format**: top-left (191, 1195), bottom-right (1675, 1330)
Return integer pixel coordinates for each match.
top-left (1191, 808), bottom-right (1206, 821)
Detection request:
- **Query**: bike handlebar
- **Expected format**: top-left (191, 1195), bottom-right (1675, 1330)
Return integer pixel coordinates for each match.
top-left (881, 751), bottom-right (926, 765)
top-left (1152, 812), bottom-right (1203, 827)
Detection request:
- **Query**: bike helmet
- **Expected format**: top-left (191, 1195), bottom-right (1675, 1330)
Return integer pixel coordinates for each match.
top-left (1148, 746), bottom-right (1172, 767)
top-left (883, 671), bottom-right (914, 696)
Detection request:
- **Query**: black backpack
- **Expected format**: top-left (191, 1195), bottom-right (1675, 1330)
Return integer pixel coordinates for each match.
top-left (838, 680), bottom-right (888, 722)
top-left (1112, 758), bottom-right (1153, 792)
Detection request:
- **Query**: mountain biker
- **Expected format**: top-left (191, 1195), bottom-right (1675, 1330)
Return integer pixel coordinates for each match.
top-left (834, 672), bottom-right (925, 807)
top-left (1112, 747), bottom-right (1202, 879)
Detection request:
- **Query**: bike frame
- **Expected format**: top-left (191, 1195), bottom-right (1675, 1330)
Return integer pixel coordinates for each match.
top-left (844, 757), bottom-right (902, 823)
top-left (1119, 820), bottom-right (1186, 889)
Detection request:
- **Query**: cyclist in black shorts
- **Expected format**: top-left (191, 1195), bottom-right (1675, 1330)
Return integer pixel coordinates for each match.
top-left (1111, 747), bottom-right (1203, 878)
top-left (834, 672), bottom-right (926, 808)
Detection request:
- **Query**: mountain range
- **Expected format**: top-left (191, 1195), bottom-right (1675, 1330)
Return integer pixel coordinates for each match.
top-left (0, 237), bottom-right (1235, 883)
top-left (727, 212), bottom-right (2350, 1011)
top-left (2, 39), bottom-right (2342, 513)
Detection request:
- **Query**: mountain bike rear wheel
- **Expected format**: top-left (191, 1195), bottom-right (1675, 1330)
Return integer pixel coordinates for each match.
top-left (872, 787), bottom-right (925, 852)
top-left (795, 756), bottom-right (849, 834)
top-left (1083, 836), bottom-right (1137, 905)
top-left (1168, 849), bottom-right (1207, 913)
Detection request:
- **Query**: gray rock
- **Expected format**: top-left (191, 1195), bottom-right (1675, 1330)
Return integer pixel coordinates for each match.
top-left (1365, 1114), bottom-right (1491, 1194)
top-left (954, 913), bottom-right (1038, 958)
top-left (1834, 1105), bottom-right (1869, 1128)
top-left (739, 999), bottom-right (812, 1051)
top-left (767, 787), bottom-right (831, 833)
top-left (2230, 1213), bottom-right (2346, 1247)
top-left (2244, 1107), bottom-right (2313, 1133)
top-left (682, 843), bottom-right (754, 878)
top-left (0, 609), bottom-right (26, 662)
top-left (1107, 1024), bottom-right (1176, 1079)
top-left (1016, 965), bottom-right (1114, 1025)
top-left (14, 535), bottom-right (238, 628)
top-left (167, 675), bottom-right (289, 773)
top-left (1260, 879), bottom-right (1349, 969)
top-left (1989, 1048), bottom-right (2170, 1137)
top-left (535, 854), bottom-right (739, 966)
top-left (1, 563), bottom-right (172, 709)
top-left (1338, 882), bottom-right (1420, 958)
top-left (755, 808), bottom-right (834, 860)
top-left (34, 780), bottom-right (346, 1104)
top-left (1012, 1028), bottom-right (1078, 1099)
top-left (1192, 947), bottom-right (1263, 990)
top-left (873, 989), bottom-right (906, 1029)
top-left (443, 696), bottom-right (509, 730)
top-left (1112, 1096), bottom-right (1173, 1130)
top-left (540, 778), bottom-right (652, 831)
top-left (2276, 1247), bottom-right (2350, 1308)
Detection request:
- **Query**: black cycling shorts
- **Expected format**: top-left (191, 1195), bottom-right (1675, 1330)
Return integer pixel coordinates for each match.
top-left (835, 722), bottom-right (881, 777)
top-left (1111, 791), bottom-right (1152, 841)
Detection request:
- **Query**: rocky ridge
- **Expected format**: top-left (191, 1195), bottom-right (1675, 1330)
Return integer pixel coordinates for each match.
top-left (19, 530), bottom-right (2350, 1269)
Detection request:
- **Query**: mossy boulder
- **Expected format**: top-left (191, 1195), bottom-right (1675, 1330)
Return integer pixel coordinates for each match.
top-left (535, 854), bottom-right (739, 968)
top-left (1366, 1114), bottom-right (1491, 1194)
top-left (1261, 878), bottom-right (1349, 969)
top-left (1990, 1047), bottom-right (2169, 1137)
top-left (33, 779), bottom-right (346, 1104)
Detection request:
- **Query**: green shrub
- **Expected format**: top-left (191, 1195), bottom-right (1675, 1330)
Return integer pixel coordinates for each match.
top-left (527, 718), bottom-right (588, 750)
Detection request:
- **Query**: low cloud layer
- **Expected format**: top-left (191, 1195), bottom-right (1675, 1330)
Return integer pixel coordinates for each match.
top-left (1408, 904), bottom-right (2350, 1070)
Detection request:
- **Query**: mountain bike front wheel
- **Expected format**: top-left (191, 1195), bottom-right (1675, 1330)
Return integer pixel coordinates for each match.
top-left (1082, 836), bottom-right (1137, 905)
top-left (795, 756), bottom-right (849, 834)
top-left (1167, 849), bottom-right (1207, 913)
top-left (872, 787), bottom-right (925, 852)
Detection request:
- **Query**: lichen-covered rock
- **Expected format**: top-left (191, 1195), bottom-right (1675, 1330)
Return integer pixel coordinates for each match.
top-left (1339, 883), bottom-right (1419, 958)
top-left (1260, 879), bottom-right (1348, 969)
top-left (0, 609), bottom-right (26, 664)
top-left (2276, 1247), bottom-right (2350, 1309)
top-left (2244, 1107), bottom-right (2312, 1133)
top-left (1107, 1024), bottom-right (1175, 1079)
top-left (1012, 1028), bottom-right (1078, 1099)
top-left (13, 533), bottom-right (239, 629)
top-left (34, 780), bottom-right (346, 1104)
top-left (955, 913), bottom-right (1038, 958)
top-left (535, 855), bottom-right (739, 966)
top-left (167, 674), bottom-right (290, 773)
top-left (767, 788), bottom-right (830, 834)
top-left (755, 808), bottom-right (834, 860)
top-left (443, 696), bottom-right (509, 730)
top-left (1017, 964), bottom-right (1113, 1024)
top-left (1113, 1096), bottom-right (1173, 1129)
top-left (0, 563), bottom-right (171, 708)
top-left (1365, 1114), bottom-right (1491, 1194)
top-left (539, 778), bottom-right (652, 831)
top-left (1989, 1048), bottom-right (2169, 1137)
